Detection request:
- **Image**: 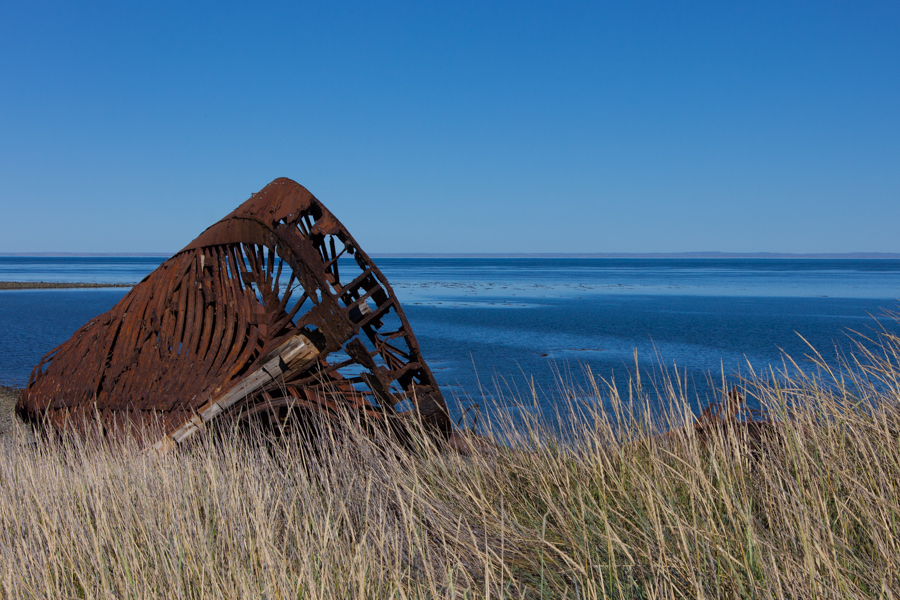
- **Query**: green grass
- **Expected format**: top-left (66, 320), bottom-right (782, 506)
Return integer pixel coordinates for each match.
top-left (2, 322), bottom-right (900, 599)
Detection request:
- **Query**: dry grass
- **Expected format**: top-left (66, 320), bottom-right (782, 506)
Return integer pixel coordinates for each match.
top-left (2, 323), bottom-right (900, 599)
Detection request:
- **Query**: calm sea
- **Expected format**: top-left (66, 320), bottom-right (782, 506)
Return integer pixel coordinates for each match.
top-left (2, 256), bottom-right (899, 418)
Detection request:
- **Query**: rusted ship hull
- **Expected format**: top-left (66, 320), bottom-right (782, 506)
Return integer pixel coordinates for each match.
top-left (17, 178), bottom-right (451, 447)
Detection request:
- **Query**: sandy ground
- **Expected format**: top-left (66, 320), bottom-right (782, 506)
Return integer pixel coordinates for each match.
top-left (0, 385), bottom-right (34, 444)
top-left (0, 386), bottom-right (19, 434)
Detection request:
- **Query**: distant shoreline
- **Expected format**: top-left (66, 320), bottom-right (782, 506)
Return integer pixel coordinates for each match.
top-left (0, 282), bottom-right (134, 290)
top-left (2, 252), bottom-right (900, 259)
top-left (0, 253), bottom-right (171, 257)
top-left (368, 252), bottom-right (900, 259)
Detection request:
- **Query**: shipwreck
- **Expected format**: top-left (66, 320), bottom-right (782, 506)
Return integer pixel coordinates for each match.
top-left (17, 178), bottom-right (452, 449)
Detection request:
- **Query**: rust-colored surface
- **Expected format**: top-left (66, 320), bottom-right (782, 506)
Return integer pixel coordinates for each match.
top-left (17, 178), bottom-right (451, 447)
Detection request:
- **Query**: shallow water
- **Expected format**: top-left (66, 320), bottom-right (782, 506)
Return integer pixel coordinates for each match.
top-left (0, 256), bottom-right (166, 285)
top-left (2, 257), bottom-right (898, 419)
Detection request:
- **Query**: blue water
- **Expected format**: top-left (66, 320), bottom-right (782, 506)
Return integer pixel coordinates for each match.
top-left (2, 257), bottom-right (899, 420)
top-left (0, 256), bottom-right (167, 285)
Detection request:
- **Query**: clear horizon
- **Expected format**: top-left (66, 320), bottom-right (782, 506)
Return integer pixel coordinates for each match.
top-left (1, 2), bottom-right (898, 254)
top-left (4, 252), bottom-right (900, 260)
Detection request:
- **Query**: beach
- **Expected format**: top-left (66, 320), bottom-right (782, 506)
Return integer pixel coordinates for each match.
top-left (0, 282), bottom-right (132, 290)
top-left (0, 385), bottom-right (21, 438)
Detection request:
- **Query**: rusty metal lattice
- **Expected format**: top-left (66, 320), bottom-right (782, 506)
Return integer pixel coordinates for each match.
top-left (17, 178), bottom-right (451, 449)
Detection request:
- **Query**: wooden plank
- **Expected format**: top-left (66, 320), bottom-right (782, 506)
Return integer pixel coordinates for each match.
top-left (150, 333), bottom-right (319, 452)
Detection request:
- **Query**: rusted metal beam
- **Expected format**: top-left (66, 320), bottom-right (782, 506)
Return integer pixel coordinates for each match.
top-left (17, 178), bottom-right (452, 448)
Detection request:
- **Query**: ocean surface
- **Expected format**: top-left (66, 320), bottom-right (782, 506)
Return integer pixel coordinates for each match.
top-left (2, 256), bottom-right (899, 420)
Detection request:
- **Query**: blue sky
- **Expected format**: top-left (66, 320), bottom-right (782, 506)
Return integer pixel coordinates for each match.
top-left (1, 1), bottom-right (898, 254)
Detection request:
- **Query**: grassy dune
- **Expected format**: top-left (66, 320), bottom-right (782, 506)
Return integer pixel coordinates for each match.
top-left (1, 325), bottom-right (900, 599)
